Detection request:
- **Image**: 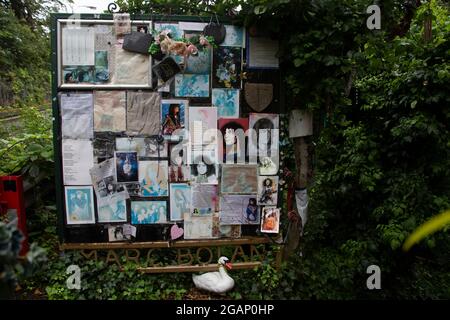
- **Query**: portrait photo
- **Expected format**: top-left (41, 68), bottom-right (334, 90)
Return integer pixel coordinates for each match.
top-left (161, 99), bottom-right (188, 136)
top-left (115, 152), bottom-right (138, 183)
top-left (108, 225), bottom-right (126, 242)
top-left (65, 186), bottom-right (95, 225)
top-left (131, 201), bottom-right (168, 224)
top-left (169, 183), bottom-right (191, 221)
top-left (191, 155), bottom-right (218, 184)
top-left (257, 175), bottom-right (278, 205)
top-left (260, 207), bottom-right (280, 234)
top-left (138, 160), bottom-right (169, 197)
top-left (220, 195), bottom-right (259, 225)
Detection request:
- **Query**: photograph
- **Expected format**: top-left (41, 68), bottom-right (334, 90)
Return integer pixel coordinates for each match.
top-left (108, 225), bottom-right (126, 242)
top-left (217, 225), bottom-right (241, 238)
top-left (249, 113), bottom-right (280, 159)
top-left (115, 152), bottom-right (139, 183)
top-left (169, 145), bottom-right (191, 182)
top-left (64, 186), bottom-right (95, 225)
top-left (116, 137), bottom-right (168, 158)
top-left (212, 46), bottom-right (242, 89)
top-left (139, 161), bottom-right (169, 197)
top-left (183, 212), bottom-right (217, 240)
top-left (212, 88), bottom-right (240, 118)
top-left (170, 183), bottom-right (191, 221)
top-left (260, 207), bottom-right (280, 234)
top-left (189, 106), bottom-right (218, 145)
top-left (222, 25), bottom-right (245, 47)
top-left (257, 175), bottom-right (278, 205)
top-left (94, 50), bottom-right (109, 83)
top-left (221, 165), bottom-right (258, 194)
top-left (131, 201), bottom-right (168, 224)
top-left (220, 195), bottom-right (259, 225)
top-left (63, 66), bottom-right (95, 84)
top-left (161, 99), bottom-right (189, 136)
top-left (191, 155), bottom-right (218, 184)
top-left (174, 74), bottom-right (210, 98)
top-left (97, 199), bottom-right (127, 223)
top-left (219, 118), bottom-right (249, 163)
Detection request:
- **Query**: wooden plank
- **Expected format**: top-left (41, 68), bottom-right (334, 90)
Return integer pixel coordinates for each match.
top-left (138, 262), bottom-right (261, 273)
top-left (60, 237), bottom-right (270, 250)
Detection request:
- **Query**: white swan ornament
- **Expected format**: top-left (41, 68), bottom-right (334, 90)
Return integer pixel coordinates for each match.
top-left (192, 256), bottom-right (235, 293)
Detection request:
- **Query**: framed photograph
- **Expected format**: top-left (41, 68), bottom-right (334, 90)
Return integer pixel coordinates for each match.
top-left (220, 195), bottom-right (259, 225)
top-left (131, 200), bottom-right (168, 224)
top-left (191, 184), bottom-right (218, 216)
top-left (212, 88), bottom-right (240, 118)
top-left (170, 183), bottom-right (191, 221)
top-left (64, 186), bottom-right (95, 225)
top-left (260, 207), bottom-right (280, 233)
top-left (257, 176), bottom-right (278, 205)
top-left (97, 199), bottom-right (127, 223)
top-left (115, 152), bottom-right (139, 183)
top-left (212, 47), bottom-right (242, 89)
top-left (221, 165), bottom-right (258, 194)
top-left (57, 19), bottom-right (153, 89)
top-left (139, 160), bottom-right (169, 197)
top-left (161, 99), bottom-right (189, 136)
top-left (116, 137), bottom-right (168, 158)
top-left (218, 118), bottom-right (248, 164)
top-left (108, 225), bottom-right (127, 242)
top-left (174, 74), bottom-right (210, 98)
top-left (191, 156), bottom-right (218, 184)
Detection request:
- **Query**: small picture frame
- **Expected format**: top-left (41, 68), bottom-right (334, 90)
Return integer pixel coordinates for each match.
top-left (260, 207), bottom-right (280, 233)
top-left (64, 186), bottom-right (95, 225)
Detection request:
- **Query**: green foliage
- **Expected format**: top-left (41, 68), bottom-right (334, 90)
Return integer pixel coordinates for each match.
top-left (0, 106), bottom-right (53, 180)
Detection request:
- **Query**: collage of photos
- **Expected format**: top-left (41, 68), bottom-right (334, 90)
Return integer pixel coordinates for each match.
top-left (59, 19), bottom-right (282, 242)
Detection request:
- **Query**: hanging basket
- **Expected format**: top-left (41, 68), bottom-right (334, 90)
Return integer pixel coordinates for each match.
top-left (203, 22), bottom-right (226, 45)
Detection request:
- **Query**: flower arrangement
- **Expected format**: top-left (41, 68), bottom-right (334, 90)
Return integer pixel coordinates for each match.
top-left (148, 29), bottom-right (216, 59)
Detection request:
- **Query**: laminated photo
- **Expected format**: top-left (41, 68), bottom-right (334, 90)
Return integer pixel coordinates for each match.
top-left (221, 165), bottom-right (258, 194)
top-left (97, 199), bottom-right (127, 223)
top-left (139, 161), bottom-right (169, 197)
top-left (174, 74), bottom-right (210, 98)
top-left (219, 195), bottom-right (259, 225)
top-left (260, 207), bottom-right (280, 233)
top-left (257, 176), bottom-right (278, 206)
top-left (191, 184), bottom-right (218, 216)
top-left (161, 99), bottom-right (189, 136)
top-left (65, 186), bottom-right (95, 225)
top-left (191, 155), bottom-right (218, 184)
top-left (131, 200), bottom-right (168, 224)
top-left (108, 225), bottom-right (127, 242)
top-left (115, 152), bottom-right (139, 183)
top-left (184, 212), bottom-right (218, 240)
top-left (94, 91), bottom-right (126, 132)
top-left (212, 89), bottom-right (239, 118)
top-left (222, 25), bottom-right (245, 47)
top-left (212, 47), bottom-right (242, 89)
top-left (116, 137), bottom-right (168, 158)
top-left (169, 183), bottom-right (191, 221)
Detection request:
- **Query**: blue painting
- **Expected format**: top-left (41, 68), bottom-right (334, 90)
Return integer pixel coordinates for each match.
top-left (65, 186), bottom-right (95, 225)
top-left (138, 161), bottom-right (169, 197)
top-left (170, 183), bottom-right (191, 221)
top-left (222, 25), bottom-right (245, 47)
top-left (154, 23), bottom-right (183, 39)
top-left (97, 199), bottom-right (127, 223)
top-left (174, 74), bottom-right (210, 98)
top-left (131, 200), bottom-right (168, 224)
top-left (185, 50), bottom-right (211, 74)
top-left (212, 88), bottom-right (240, 118)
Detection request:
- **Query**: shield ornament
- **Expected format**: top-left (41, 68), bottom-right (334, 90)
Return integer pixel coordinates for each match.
top-left (245, 83), bottom-right (273, 112)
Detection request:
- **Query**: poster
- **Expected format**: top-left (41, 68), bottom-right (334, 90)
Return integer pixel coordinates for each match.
top-left (64, 186), bottom-right (95, 225)
top-left (115, 152), bottom-right (139, 183)
top-left (174, 74), bottom-right (210, 98)
top-left (220, 165), bottom-right (258, 194)
top-left (62, 27), bottom-right (95, 66)
top-left (260, 207), bottom-right (280, 233)
top-left (218, 118), bottom-right (248, 163)
top-left (131, 201), bottom-right (168, 224)
top-left (212, 89), bottom-right (240, 118)
top-left (257, 175), bottom-right (278, 205)
top-left (212, 47), bottom-right (242, 89)
top-left (248, 113), bottom-right (280, 161)
top-left (191, 184), bottom-right (218, 216)
top-left (97, 199), bottom-right (127, 223)
top-left (94, 91), bottom-right (126, 132)
top-left (190, 156), bottom-right (218, 184)
top-left (62, 139), bottom-right (94, 185)
top-left (169, 183), bottom-right (191, 221)
top-left (138, 161), bottom-right (169, 197)
top-left (189, 107), bottom-right (218, 146)
top-left (60, 93), bottom-right (93, 139)
top-left (219, 195), bottom-right (259, 225)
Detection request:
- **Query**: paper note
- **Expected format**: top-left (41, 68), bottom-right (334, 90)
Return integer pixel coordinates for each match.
top-left (62, 139), bottom-right (94, 185)
top-left (60, 93), bottom-right (93, 139)
top-left (62, 27), bottom-right (95, 66)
